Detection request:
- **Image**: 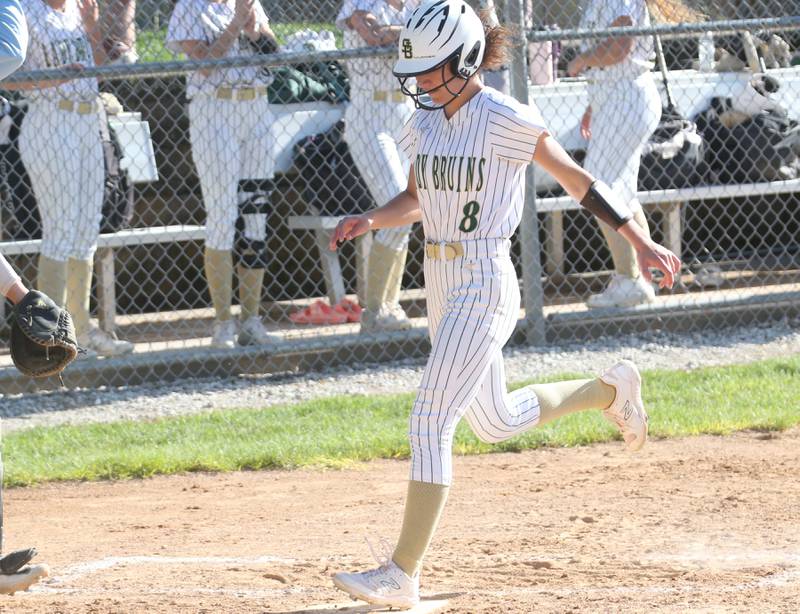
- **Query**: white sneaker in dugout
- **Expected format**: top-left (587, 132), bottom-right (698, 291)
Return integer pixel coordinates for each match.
top-left (333, 559), bottom-right (420, 610)
top-left (210, 319), bottom-right (237, 349)
top-left (600, 359), bottom-right (648, 452)
top-left (79, 327), bottom-right (134, 357)
top-left (237, 316), bottom-right (279, 346)
top-left (587, 274), bottom-right (656, 309)
top-left (360, 303), bottom-right (412, 333)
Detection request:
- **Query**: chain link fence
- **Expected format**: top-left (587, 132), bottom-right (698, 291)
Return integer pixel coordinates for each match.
top-left (0, 0), bottom-right (798, 392)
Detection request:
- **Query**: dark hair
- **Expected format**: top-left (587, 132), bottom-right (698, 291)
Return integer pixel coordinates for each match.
top-left (480, 17), bottom-right (514, 71)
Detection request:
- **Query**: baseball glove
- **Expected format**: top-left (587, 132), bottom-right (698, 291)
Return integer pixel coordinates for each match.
top-left (10, 290), bottom-right (79, 378)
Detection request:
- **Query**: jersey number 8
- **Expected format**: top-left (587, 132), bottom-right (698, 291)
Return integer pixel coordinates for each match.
top-left (458, 200), bottom-right (480, 233)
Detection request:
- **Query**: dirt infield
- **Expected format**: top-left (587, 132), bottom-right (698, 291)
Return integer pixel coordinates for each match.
top-left (3, 428), bottom-right (799, 613)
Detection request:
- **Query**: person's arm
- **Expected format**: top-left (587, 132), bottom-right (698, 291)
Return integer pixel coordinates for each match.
top-left (0, 0), bottom-right (27, 80)
top-left (329, 167), bottom-right (421, 250)
top-left (533, 133), bottom-right (681, 287)
top-left (348, 10), bottom-right (402, 46)
top-left (78, 0), bottom-right (106, 65)
top-left (177, 0), bottom-right (253, 75)
top-left (0, 63), bottom-right (85, 90)
top-left (0, 254), bottom-right (26, 304)
top-left (567, 15), bottom-right (634, 76)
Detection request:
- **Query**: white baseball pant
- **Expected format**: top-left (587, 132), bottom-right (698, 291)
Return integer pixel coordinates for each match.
top-left (344, 92), bottom-right (413, 251)
top-left (19, 101), bottom-right (105, 262)
top-left (188, 95), bottom-right (276, 251)
top-left (409, 239), bottom-right (542, 485)
top-left (583, 72), bottom-right (661, 212)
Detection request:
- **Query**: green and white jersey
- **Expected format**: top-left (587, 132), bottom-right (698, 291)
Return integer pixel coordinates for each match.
top-left (398, 87), bottom-right (547, 242)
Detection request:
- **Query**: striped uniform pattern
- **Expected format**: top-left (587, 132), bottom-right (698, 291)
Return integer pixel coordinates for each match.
top-left (398, 87), bottom-right (548, 485)
top-left (18, 0), bottom-right (104, 262)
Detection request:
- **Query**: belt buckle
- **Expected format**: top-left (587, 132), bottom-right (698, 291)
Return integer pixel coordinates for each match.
top-left (391, 91), bottom-right (405, 103)
top-left (217, 87), bottom-right (233, 100)
top-left (77, 101), bottom-right (93, 114)
top-left (238, 88), bottom-right (256, 101)
top-left (57, 99), bottom-right (72, 112)
top-left (425, 243), bottom-right (439, 259)
top-left (373, 90), bottom-right (387, 102)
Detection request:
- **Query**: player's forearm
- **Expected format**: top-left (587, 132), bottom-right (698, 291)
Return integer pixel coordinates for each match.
top-left (351, 12), bottom-right (401, 46)
top-left (0, 254), bottom-right (24, 303)
top-left (84, 26), bottom-right (107, 66)
top-left (366, 190), bottom-right (421, 229)
top-left (576, 35), bottom-right (633, 69)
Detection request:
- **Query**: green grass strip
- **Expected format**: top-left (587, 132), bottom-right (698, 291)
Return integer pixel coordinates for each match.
top-left (3, 357), bottom-right (799, 486)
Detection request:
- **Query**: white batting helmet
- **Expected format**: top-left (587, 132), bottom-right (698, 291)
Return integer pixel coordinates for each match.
top-left (393, 0), bottom-right (486, 109)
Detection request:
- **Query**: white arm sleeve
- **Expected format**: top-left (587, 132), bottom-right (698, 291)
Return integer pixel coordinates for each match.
top-left (0, 0), bottom-right (27, 81)
top-left (0, 254), bottom-right (21, 297)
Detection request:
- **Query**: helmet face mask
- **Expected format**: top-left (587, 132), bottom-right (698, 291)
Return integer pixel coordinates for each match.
top-left (393, 0), bottom-right (485, 111)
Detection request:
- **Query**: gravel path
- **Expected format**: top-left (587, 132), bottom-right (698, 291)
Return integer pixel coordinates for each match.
top-left (1, 321), bottom-right (798, 432)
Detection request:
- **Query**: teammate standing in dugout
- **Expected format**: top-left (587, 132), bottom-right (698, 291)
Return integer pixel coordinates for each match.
top-left (167, 0), bottom-right (281, 349)
top-left (2, 0), bottom-right (133, 357)
top-left (328, 0), bottom-right (681, 608)
top-left (335, 0), bottom-right (419, 333)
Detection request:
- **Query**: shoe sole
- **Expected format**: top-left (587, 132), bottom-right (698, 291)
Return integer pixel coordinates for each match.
top-left (332, 575), bottom-right (418, 610)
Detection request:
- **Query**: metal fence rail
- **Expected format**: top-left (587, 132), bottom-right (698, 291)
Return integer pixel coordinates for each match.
top-left (0, 1), bottom-right (798, 392)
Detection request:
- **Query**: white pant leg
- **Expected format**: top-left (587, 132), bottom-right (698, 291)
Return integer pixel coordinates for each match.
top-left (409, 254), bottom-right (521, 485)
top-left (72, 112), bottom-right (105, 260)
top-left (240, 97), bottom-right (276, 180)
top-left (20, 103), bottom-right (103, 261)
top-left (583, 74), bottom-right (662, 211)
top-left (188, 97), bottom-right (241, 251)
top-left (345, 99), bottom-right (412, 250)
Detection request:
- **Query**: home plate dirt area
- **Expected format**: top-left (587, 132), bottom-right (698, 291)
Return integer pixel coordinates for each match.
top-left (2, 428), bottom-right (798, 613)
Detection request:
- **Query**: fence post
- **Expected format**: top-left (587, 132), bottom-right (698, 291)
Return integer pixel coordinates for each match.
top-left (505, 0), bottom-right (547, 346)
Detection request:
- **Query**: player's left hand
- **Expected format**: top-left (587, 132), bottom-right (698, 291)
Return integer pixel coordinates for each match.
top-left (567, 55), bottom-right (587, 77)
top-left (636, 241), bottom-right (682, 289)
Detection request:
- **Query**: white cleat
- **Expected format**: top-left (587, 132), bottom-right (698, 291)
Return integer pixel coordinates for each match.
top-left (0, 563), bottom-right (50, 595)
top-left (587, 274), bottom-right (655, 309)
top-left (332, 559), bottom-right (419, 610)
top-left (360, 303), bottom-right (412, 333)
top-left (237, 316), bottom-right (280, 346)
top-left (79, 326), bottom-right (134, 357)
top-left (600, 359), bottom-right (648, 451)
top-left (210, 319), bottom-right (237, 349)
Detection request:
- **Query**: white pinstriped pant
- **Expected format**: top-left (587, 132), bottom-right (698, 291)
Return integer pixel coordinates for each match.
top-left (344, 94), bottom-right (413, 251)
top-left (188, 95), bottom-right (276, 251)
top-left (409, 238), bottom-right (542, 485)
top-left (19, 101), bottom-right (105, 262)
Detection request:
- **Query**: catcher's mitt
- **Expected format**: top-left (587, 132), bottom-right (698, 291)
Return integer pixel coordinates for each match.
top-left (10, 290), bottom-right (79, 378)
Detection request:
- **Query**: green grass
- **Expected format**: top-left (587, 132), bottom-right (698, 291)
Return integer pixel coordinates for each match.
top-left (136, 23), bottom-right (342, 64)
top-left (3, 357), bottom-right (800, 487)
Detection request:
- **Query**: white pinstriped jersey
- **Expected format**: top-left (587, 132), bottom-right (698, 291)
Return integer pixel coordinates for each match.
top-left (398, 87), bottom-right (546, 242)
top-left (20, 0), bottom-right (98, 101)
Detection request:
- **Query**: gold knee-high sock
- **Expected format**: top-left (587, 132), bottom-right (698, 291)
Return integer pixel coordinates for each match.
top-left (598, 208), bottom-right (651, 279)
top-left (366, 243), bottom-right (407, 311)
top-left (37, 255), bottom-right (67, 308)
top-left (236, 266), bottom-right (265, 320)
top-left (65, 258), bottom-right (93, 338)
top-left (205, 248), bottom-right (233, 321)
top-left (392, 480), bottom-right (449, 578)
top-left (532, 378), bottom-right (616, 426)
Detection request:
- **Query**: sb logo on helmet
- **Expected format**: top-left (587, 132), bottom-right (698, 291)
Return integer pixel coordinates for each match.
top-left (402, 38), bottom-right (413, 59)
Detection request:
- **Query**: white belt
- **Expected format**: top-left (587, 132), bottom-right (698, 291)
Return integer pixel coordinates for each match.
top-left (372, 90), bottom-right (406, 103)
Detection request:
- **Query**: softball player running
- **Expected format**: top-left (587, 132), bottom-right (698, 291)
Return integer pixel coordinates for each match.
top-left (168, 0), bottom-right (280, 348)
top-left (4, 0), bottom-right (132, 357)
top-left (568, 0), bottom-right (698, 308)
top-left (336, 0), bottom-right (418, 333)
top-left (328, 1), bottom-right (680, 608)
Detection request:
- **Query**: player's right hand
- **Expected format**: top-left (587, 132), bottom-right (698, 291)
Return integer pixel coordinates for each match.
top-left (580, 106), bottom-right (592, 140)
top-left (233, 0), bottom-right (256, 27)
top-left (329, 215), bottom-right (371, 251)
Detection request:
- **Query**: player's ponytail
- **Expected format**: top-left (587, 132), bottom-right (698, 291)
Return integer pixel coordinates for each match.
top-left (480, 16), bottom-right (513, 72)
top-left (646, 0), bottom-right (705, 23)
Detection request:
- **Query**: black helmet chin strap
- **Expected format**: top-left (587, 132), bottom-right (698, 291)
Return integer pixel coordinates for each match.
top-left (397, 63), bottom-right (471, 111)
